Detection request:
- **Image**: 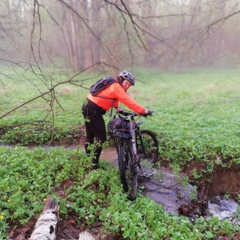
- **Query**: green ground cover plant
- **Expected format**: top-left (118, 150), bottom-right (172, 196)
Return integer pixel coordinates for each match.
top-left (0, 67), bottom-right (239, 238)
top-left (1, 67), bottom-right (239, 183)
top-left (0, 146), bottom-right (239, 239)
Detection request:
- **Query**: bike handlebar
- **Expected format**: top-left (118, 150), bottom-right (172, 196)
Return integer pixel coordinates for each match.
top-left (117, 109), bottom-right (154, 117)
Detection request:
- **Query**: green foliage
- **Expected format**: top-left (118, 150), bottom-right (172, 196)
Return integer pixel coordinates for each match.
top-left (1, 68), bottom-right (240, 173)
top-left (0, 67), bottom-right (240, 238)
top-left (131, 68), bottom-right (240, 175)
top-left (0, 147), bottom-right (239, 239)
top-left (0, 67), bottom-right (87, 145)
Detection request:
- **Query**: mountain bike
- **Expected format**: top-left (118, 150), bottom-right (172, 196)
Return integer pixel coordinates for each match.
top-left (108, 110), bottom-right (159, 200)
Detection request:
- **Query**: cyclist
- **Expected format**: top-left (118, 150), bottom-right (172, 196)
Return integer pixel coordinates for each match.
top-left (81, 71), bottom-right (152, 170)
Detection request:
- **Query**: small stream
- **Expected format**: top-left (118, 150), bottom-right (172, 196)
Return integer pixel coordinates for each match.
top-left (100, 147), bottom-right (239, 224)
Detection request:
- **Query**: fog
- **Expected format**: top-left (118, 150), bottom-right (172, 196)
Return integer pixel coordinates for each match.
top-left (1, 0), bottom-right (240, 72)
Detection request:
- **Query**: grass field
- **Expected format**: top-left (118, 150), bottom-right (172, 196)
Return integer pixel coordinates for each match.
top-left (0, 67), bottom-right (239, 239)
top-left (1, 67), bottom-right (239, 167)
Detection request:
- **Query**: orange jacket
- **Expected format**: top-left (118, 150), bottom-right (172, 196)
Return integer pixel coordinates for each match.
top-left (87, 80), bottom-right (146, 114)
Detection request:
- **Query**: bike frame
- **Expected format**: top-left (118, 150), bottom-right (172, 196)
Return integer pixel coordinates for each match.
top-left (117, 112), bottom-right (146, 171)
top-left (110, 110), bottom-right (157, 200)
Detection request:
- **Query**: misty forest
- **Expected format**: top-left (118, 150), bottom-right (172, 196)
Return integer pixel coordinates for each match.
top-left (1, 0), bottom-right (240, 72)
top-left (0, 1), bottom-right (240, 240)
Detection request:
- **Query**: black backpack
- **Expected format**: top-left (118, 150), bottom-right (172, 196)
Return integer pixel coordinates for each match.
top-left (90, 77), bottom-right (116, 96)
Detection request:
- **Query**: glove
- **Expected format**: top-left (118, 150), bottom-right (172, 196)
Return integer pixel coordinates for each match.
top-left (116, 108), bottom-right (124, 114)
top-left (147, 110), bottom-right (153, 115)
top-left (143, 109), bottom-right (153, 116)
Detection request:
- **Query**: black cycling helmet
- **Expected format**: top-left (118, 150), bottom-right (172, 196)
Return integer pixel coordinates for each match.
top-left (118, 71), bottom-right (135, 85)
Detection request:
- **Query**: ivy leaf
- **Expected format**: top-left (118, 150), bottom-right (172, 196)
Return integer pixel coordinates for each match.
top-left (205, 231), bottom-right (214, 239)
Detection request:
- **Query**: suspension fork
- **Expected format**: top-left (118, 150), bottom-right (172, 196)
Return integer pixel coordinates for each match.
top-left (129, 119), bottom-right (139, 167)
top-left (135, 127), bottom-right (146, 173)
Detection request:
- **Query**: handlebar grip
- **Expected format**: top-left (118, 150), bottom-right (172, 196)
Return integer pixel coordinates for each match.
top-left (141, 110), bottom-right (153, 117)
top-left (148, 110), bottom-right (153, 116)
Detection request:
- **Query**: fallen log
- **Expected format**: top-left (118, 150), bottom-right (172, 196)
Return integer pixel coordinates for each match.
top-left (79, 230), bottom-right (95, 240)
top-left (29, 195), bottom-right (59, 240)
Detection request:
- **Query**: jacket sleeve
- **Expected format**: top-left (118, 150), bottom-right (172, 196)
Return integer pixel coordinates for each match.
top-left (110, 84), bottom-right (146, 114)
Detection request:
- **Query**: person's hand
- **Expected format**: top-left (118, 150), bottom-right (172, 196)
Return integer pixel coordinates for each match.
top-left (143, 109), bottom-right (153, 116)
top-left (147, 110), bottom-right (153, 115)
top-left (116, 108), bottom-right (124, 114)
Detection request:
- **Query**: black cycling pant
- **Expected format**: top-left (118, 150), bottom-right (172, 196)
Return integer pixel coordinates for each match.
top-left (81, 99), bottom-right (107, 164)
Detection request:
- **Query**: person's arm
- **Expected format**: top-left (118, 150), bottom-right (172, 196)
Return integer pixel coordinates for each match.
top-left (112, 84), bottom-right (148, 114)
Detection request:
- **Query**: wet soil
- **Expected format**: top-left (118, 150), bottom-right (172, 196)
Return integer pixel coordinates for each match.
top-left (182, 161), bottom-right (240, 200)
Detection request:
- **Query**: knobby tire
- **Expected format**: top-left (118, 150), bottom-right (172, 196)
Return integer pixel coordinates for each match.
top-left (137, 130), bottom-right (159, 171)
top-left (118, 141), bottom-right (138, 201)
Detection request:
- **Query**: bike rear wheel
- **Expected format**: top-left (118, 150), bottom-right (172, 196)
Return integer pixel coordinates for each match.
top-left (118, 140), bottom-right (138, 200)
top-left (137, 130), bottom-right (159, 171)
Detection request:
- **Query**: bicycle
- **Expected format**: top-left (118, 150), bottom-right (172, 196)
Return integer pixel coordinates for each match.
top-left (108, 109), bottom-right (159, 200)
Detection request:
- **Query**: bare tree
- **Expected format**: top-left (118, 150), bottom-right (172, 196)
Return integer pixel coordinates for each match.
top-left (1, 0), bottom-right (240, 140)
top-left (1, 0), bottom-right (240, 71)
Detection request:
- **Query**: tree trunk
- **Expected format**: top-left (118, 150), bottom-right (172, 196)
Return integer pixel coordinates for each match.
top-left (29, 196), bottom-right (59, 240)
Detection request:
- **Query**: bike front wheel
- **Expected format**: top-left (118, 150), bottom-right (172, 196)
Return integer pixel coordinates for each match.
top-left (137, 129), bottom-right (159, 169)
top-left (118, 140), bottom-right (138, 200)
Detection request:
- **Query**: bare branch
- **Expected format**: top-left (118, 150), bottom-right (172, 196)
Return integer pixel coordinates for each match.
top-left (0, 61), bottom-right (117, 120)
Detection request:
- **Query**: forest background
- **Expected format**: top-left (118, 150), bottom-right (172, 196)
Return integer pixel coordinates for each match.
top-left (0, 1), bottom-right (240, 239)
top-left (1, 0), bottom-right (240, 72)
